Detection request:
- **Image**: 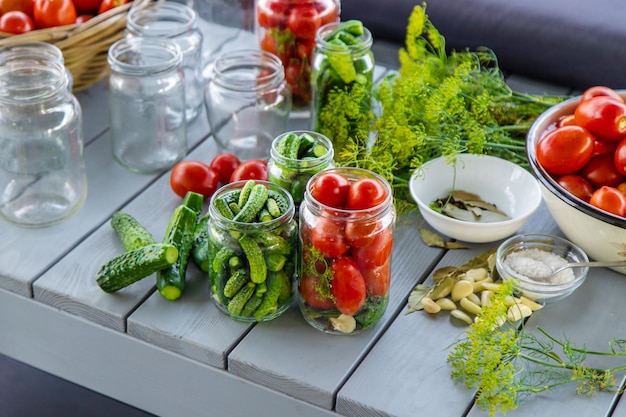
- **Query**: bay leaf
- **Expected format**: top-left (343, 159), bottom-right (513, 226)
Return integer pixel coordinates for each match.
top-left (406, 284), bottom-right (431, 314)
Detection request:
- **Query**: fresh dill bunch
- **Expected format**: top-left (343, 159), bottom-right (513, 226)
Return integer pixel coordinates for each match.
top-left (337, 3), bottom-right (570, 215)
top-left (448, 280), bottom-right (626, 416)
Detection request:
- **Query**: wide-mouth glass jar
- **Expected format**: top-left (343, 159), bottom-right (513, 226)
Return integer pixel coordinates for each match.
top-left (207, 180), bottom-right (297, 322)
top-left (204, 49), bottom-right (292, 161)
top-left (298, 167), bottom-right (395, 334)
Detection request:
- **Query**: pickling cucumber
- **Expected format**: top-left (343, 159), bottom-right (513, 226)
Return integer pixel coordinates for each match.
top-left (156, 202), bottom-right (198, 301)
top-left (233, 183), bottom-right (268, 223)
top-left (238, 235), bottom-right (267, 284)
top-left (110, 211), bottom-right (156, 252)
top-left (190, 213), bottom-right (209, 273)
top-left (96, 243), bottom-right (178, 293)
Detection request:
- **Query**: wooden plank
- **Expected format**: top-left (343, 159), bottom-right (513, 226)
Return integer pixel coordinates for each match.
top-left (0, 287), bottom-right (341, 417)
top-left (227, 212), bottom-right (446, 409)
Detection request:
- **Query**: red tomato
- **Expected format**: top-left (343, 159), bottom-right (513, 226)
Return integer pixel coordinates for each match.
top-left (580, 153), bottom-right (625, 188)
top-left (556, 114), bottom-right (577, 128)
top-left (535, 125), bottom-right (595, 176)
top-left (350, 228), bottom-right (393, 270)
top-left (284, 60), bottom-right (309, 103)
top-left (330, 256), bottom-right (367, 315)
top-left (286, 4), bottom-right (321, 40)
top-left (72, 0), bottom-right (101, 14)
top-left (360, 257), bottom-right (390, 297)
top-left (0, 0), bottom-right (35, 15)
top-left (97, 0), bottom-right (128, 14)
top-left (593, 139), bottom-right (617, 156)
top-left (75, 14), bottom-right (93, 23)
top-left (581, 86), bottom-right (624, 103)
top-left (170, 160), bottom-right (219, 199)
top-left (256, 0), bottom-right (289, 29)
top-left (299, 274), bottom-right (335, 310)
top-left (229, 159), bottom-right (268, 182)
top-left (344, 215), bottom-right (378, 248)
top-left (314, 0), bottom-right (338, 25)
top-left (618, 182), bottom-right (626, 196)
top-left (347, 177), bottom-right (387, 210)
top-left (310, 216), bottom-right (350, 258)
top-left (310, 171), bottom-right (350, 208)
top-left (295, 38), bottom-right (315, 59)
top-left (556, 174), bottom-right (595, 203)
top-left (209, 153), bottom-right (241, 184)
top-left (33, 0), bottom-right (76, 28)
top-left (613, 137), bottom-right (626, 176)
top-left (574, 96), bottom-right (626, 142)
top-left (0, 10), bottom-right (34, 33)
top-left (589, 186), bottom-right (626, 217)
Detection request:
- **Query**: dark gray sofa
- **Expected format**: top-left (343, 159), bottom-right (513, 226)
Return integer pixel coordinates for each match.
top-left (342, 0), bottom-right (626, 90)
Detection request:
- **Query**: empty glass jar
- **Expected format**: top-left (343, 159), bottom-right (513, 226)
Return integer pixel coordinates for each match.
top-left (107, 37), bottom-right (187, 174)
top-left (127, 1), bottom-right (204, 122)
top-left (204, 49), bottom-right (291, 161)
top-left (0, 59), bottom-right (87, 227)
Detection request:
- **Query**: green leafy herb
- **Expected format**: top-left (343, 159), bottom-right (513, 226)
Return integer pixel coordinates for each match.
top-left (336, 3), bottom-right (569, 214)
top-left (448, 280), bottom-right (626, 416)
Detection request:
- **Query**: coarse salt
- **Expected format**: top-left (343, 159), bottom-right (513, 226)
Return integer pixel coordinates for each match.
top-left (504, 248), bottom-right (575, 284)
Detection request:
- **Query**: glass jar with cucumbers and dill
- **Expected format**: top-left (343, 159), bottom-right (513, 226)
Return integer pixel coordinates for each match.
top-left (207, 179), bottom-right (297, 322)
top-left (267, 130), bottom-right (335, 207)
top-left (311, 20), bottom-right (374, 157)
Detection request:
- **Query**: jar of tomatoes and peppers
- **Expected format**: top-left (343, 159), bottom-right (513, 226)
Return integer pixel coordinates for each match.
top-left (298, 167), bottom-right (395, 334)
top-left (255, 0), bottom-right (340, 108)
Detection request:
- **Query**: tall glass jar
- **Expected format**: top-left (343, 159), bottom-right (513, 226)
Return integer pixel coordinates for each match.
top-left (207, 180), bottom-right (297, 322)
top-left (204, 49), bottom-right (291, 161)
top-left (0, 60), bottom-right (87, 227)
top-left (107, 37), bottom-right (187, 174)
top-left (311, 20), bottom-right (374, 160)
top-left (267, 130), bottom-right (334, 206)
top-left (127, 1), bottom-right (204, 122)
top-left (298, 167), bottom-right (395, 334)
top-left (255, 0), bottom-right (340, 109)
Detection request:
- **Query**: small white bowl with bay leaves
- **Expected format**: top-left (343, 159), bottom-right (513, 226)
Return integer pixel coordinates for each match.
top-left (409, 153), bottom-right (542, 243)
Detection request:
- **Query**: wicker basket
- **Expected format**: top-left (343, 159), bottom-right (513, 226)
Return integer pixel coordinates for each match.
top-left (0, 0), bottom-right (153, 92)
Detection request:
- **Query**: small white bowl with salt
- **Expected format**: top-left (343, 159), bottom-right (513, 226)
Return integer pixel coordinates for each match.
top-left (495, 233), bottom-right (589, 303)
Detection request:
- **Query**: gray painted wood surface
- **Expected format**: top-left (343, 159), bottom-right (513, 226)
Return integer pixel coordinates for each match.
top-left (1, 20), bottom-right (625, 417)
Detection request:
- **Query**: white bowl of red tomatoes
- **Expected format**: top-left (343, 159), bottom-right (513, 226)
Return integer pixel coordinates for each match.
top-left (527, 86), bottom-right (626, 274)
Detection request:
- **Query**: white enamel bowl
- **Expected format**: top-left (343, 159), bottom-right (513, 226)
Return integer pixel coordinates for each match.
top-left (526, 93), bottom-right (626, 274)
top-left (409, 153), bottom-right (542, 243)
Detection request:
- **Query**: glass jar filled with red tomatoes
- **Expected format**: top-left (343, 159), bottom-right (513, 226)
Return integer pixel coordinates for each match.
top-left (298, 167), bottom-right (395, 334)
top-left (255, 0), bottom-right (340, 108)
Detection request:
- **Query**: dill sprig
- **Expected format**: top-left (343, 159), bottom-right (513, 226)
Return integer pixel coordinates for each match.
top-left (448, 280), bottom-right (626, 416)
top-left (336, 3), bottom-right (568, 214)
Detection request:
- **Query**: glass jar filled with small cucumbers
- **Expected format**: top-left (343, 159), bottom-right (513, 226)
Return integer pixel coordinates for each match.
top-left (268, 130), bottom-right (335, 206)
top-left (311, 20), bottom-right (374, 158)
top-left (207, 179), bottom-right (297, 322)
top-left (298, 167), bottom-right (395, 335)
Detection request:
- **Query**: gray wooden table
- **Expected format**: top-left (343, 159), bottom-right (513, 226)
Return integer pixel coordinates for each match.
top-left (1, 22), bottom-right (626, 417)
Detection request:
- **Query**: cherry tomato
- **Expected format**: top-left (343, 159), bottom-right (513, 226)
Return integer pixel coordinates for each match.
top-left (170, 160), bottom-right (219, 199)
top-left (581, 86), bottom-right (624, 103)
top-left (589, 186), bottom-right (626, 217)
top-left (593, 139), bottom-right (616, 156)
top-left (309, 216), bottom-right (350, 258)
top-left (613, 137), bottom-right (626, 176)
top-left (535, 125), bottom-right (595, 176)
top-left (330, 256), bottom-right (367, 316)
top-left (347, 177), bottom-right (387, 210)
top-left (295, 38), bottom-right (315, 59)
top-left (256, 0), bottom-right (289, 29)
top-left (0, 10), bottom-right (34, 33)
top-left (286, 4), bottom-right (321, 40)
top-left (97, 0), bottom-right (128, 14)
top-left (617, 182), bottom-right (626, 196)
top-left (72, 0), bottom-right (101, 14)
top-left (0, 0), bottom-right (35, 15)
top-left (556, 114), bottom-right (577, 128)
top-left (350, 228), bottom-right (393, 270)
top-left (360, 257), bottom-right (390, 297)
top-left (299, 274), bottom-right (335, 310)
top-left (284, 60), bottom-right (309, 103)
top-left (229, 159), bottom-right (268, 182)
top-left (580, 153), bottom-right (625, 188)
top-left (314, 0), bottom-right (338, 25)
top-left (75, 14), bottom-right (93, 23)
top-left (574, 96), bottom-right (626, 142)
top-left (33, 0), bottom-right (76, 28)
top-left (209, 153), bottom-right (241, 184)
top-left (310, 171), bottom-right (350, 208)
top-left (556, 174), bottom-right (595, 203)
top-left (344, 215), bottom-right (377, 248)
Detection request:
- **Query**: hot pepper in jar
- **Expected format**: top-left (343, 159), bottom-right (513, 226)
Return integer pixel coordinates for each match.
top-left (256, 0), bottom-right (340, 108)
